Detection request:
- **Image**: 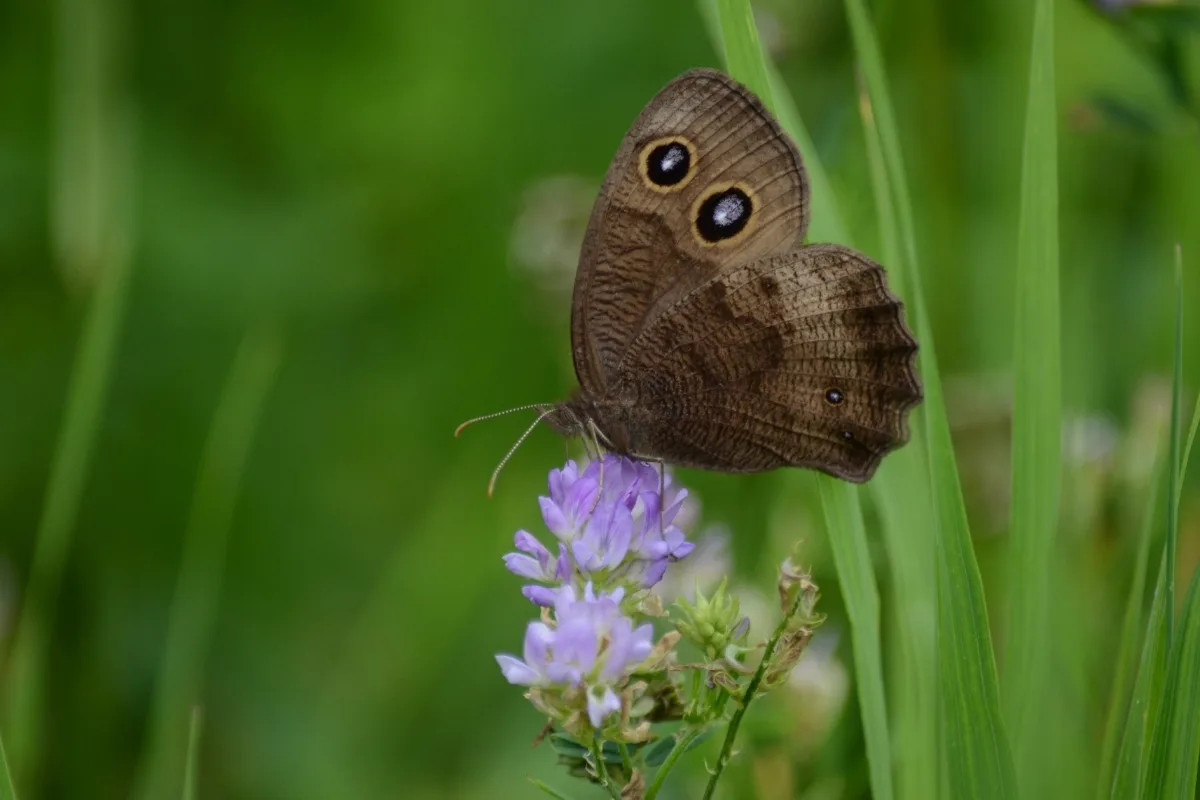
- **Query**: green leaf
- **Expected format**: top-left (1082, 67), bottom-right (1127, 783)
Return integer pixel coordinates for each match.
top-left (1142, 249), bottom-right (1200, 798)
top-left (1111, 550), bottom-right (1171, 798)
top-left (2, 17), bottom-right (137, 770)
top-left (817, 477), bottom-right (895, 800)
top-left (1097, 442), bottom-right (1166, 798)
top-left (858, 78), bottom-right (939, 800)
top-left (1003, 0), bottom-right (1061, 789)
top-left (842, 0), bottom-right (1017, 795)
top-left (130, 328), bottom-right (285, 800)
top-left (547, 734), bottom-right (590, 760)
top-left (702, 2), bottom-right (894, 798)
top-left (181, 706), bottom-right (203, 800)
top-left (642, 729), bottom-right (709, 767)
top-left (1114, 249), bottom-right (1200, 799)
top-left (1154, 566), bottom-right (1200, 797)
top-left (714, 0), bottom-right (772, 111)
top-left (529, 778), bottom-right (577, 800)
top-left (0, 730), bottom-right (18, 800)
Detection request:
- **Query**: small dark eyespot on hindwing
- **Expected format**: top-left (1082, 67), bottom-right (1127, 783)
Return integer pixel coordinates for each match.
top-left (696, 187), bottom-right (752, 243)
top-left (842, 430), bottom-right (854, 441)
top-left (825, 388), bottom-right (844, 405)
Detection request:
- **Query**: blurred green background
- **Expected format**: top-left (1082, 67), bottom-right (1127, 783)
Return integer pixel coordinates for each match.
top-left (2, 0), bottom-right (1200, 797)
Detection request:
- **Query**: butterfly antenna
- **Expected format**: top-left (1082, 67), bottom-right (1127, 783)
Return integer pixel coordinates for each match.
top-left (487, 407), bottom-right (556, 497)
top-left (455, 403), bottom-right (552, 438)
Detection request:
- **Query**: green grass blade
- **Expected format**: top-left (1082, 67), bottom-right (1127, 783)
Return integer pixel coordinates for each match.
top-left (1111, 549), bottom-right (1171, 798)
top-left (3, 0), bottom-right (135, 776)
top-left (842, 0), bottom-right (1017, 795)
top-left (0, 731), bottom-right (17, 800)
top-left (1003, 0), bottom-right (1061, 788)
top-left (1113, 251), bottom-right (1195, 798)
top-left (1142, 249), bottom-right (1199, 798)
top-left (1165, 248), bottom-right (1183, 643)
top-left (817, 477), bottom-right (895, 800)
top-left (131, 328), bottom-right (284, 800)
top-left (714, 0), bottom-right (772, 109)
top-left (1097, 441), bottom-right (1166, 798)
top-left (181, 706), bottom-right (203, 800)
top-left (857, 83), bottom-right (939, 800)
top-left (1155, 565), bottom-right (1200, 797)
top-left (702, 3), bottom-right (893, 797)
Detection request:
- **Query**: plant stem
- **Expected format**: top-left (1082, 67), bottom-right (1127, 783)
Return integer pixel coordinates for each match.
top-left (590, 736), bottom-right (621, 800)
top-left (645, 726), bottom-right (708, 800)
top-left (701, 588), bottom-right (808, 800)
top-left (618, 741), bottom-right (633, 775)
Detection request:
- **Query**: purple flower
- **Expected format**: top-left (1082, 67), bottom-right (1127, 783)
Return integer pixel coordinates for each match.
top-left (495, 582), bottom-right (654, 727)
top-left (503, 530), bottom-right (570, 581)
top-left (539, 460), bottom-right (600, 540)
top-left (505, 455), bottom-right (696, 595)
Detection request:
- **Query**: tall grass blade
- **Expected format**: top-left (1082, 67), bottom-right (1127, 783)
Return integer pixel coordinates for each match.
top-left (131, 329), bottom-right (284, 800)
top-left (0, 732), bottom-right (17, 800)
top-left (1112, 249), bottom-right (1195, 798)
top-left (1142, 247), bottom-right (1200, 799)
top-left (1111, 550), bottom-right (1171, 798)
top-left (817, 478), bottom-right (895, 800)
top-left (842, 0), bottom-right (1017, 795)
top-left (3, 0), bottom-right (135, 778)
top-left (702, 2), bottom-right (894, 796)
top-left (181, 706), bottom-right (203, 800)
top-left (1097, 441), bottom-right (1166, 798)
top-left (1154, 565), bottom-right (1200, 798)
top-left (1004, 0), bottom-right (1061, 790)
top-left (858, 83), bottom-right (939, 800)
top-left (714, 0), bottom-right (772, 108)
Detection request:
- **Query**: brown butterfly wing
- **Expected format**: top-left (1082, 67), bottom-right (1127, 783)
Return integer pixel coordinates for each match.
top-left (613, 245), bottom-right (921, 482)
top-left (570, 68), bottom-right (810, 397)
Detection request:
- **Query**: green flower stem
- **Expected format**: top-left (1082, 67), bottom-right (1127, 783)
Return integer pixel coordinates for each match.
top-left (589, 736), bottom-right (620, 800)
top-left (618, 741), bottom-right (633, 775)
top-left (701, 587), bottom-right (808, 800)
top-left (645, 726), bottom-right (709, 800)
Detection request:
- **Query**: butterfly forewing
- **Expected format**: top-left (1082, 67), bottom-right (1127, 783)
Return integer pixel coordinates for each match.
top-left (570, 69), bottom-right (811, 396)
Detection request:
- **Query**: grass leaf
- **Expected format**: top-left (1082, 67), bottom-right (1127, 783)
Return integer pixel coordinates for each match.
top-left (130, 328), bottom-right (284, 800)
top-left (0, 731), bottom-right (17, 800)
top-left (1142, 248), bottom-right (1200, 798)
top-left (182, 706), bottom-right (204, 800)
top-left (842, 0), bottom-right (1017, 795)
top-left (1097, 440), bottom-right (1166, 798)
top-left (2, 0), bottom-right (136, 770)
top-left (702, 2), bottom-right (894, 796)
top-left (856, 84), bottom-right (939, 800)
top-left (817, 477), bottom-right (895, 800)
top-left (1003, 0), bottom-right (1061, 786)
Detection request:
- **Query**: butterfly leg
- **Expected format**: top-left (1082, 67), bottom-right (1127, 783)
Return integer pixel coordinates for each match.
top-left (585, 419), bottom-right (607, 519)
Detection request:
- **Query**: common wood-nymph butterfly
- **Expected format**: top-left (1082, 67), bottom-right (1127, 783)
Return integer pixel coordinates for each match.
top-left (461, 69), bottom-right (921, 489)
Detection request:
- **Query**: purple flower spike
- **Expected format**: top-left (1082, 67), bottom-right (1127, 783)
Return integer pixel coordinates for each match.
top-left (498, 455), bottom-right (705, 726)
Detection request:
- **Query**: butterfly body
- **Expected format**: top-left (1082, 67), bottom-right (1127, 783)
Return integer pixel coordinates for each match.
top-left (538, 68), bottom-right (921, 483)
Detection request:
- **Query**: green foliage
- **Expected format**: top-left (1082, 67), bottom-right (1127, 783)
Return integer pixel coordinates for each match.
top-left (1004, 0), bottom-right (1062, 791)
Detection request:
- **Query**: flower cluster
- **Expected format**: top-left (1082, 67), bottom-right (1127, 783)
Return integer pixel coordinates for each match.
top-left (492, 456), bottom-right (826, 795)
top-left (496, 455), bottom-right (694, 736)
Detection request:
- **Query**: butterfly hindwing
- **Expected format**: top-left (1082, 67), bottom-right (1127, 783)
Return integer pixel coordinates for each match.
top-left (614, 245), bottom-right (921, 481)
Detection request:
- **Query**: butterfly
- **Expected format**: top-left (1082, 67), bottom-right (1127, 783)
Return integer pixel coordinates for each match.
top-left (461, 69), bottom-right (921, 491)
